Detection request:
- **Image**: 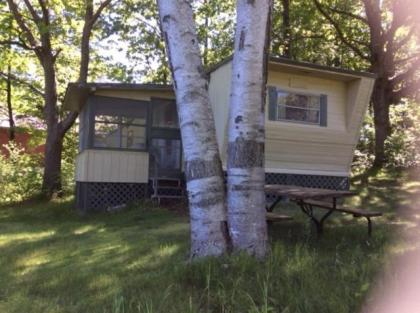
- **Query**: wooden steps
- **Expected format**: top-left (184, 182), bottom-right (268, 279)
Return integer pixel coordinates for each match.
top-left (150, 177), bottom-right (185, 204)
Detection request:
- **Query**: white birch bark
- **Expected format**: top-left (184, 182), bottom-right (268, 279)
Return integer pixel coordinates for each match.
top-left (157, 0), bottom-right (229, 258)
top-left (227, 0), bottom-right (272, 258)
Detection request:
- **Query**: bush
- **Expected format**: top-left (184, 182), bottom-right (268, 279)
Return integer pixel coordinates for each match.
top-left (353, 101), bottom-right (420, 173)
top-left (61, 129), bottom-right (78, 195)
top-left (0, 142), bottom-right (43, 204)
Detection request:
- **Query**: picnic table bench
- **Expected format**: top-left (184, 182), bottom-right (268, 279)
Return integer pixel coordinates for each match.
top-left (266, 212), bottom-right (293, 223)
top-left (264, 185), bottom-right (383, 236)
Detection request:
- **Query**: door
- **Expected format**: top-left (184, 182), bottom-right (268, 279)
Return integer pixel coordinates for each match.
top-left (149, 138), bottom-right (182, 178)
top-left (149, 98), bottom-right (182, 179)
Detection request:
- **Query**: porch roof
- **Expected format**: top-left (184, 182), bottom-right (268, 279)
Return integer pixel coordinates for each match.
top-left (63, 83), bottom-right (173, 112)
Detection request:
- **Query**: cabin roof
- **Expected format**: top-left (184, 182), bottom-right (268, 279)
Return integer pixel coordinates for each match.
top-left (207, 55), bottom-right (377, 80)
top-left (63, 56), bottom-right (376, 112)
top-left (63, 83), bottom-right (173, 112)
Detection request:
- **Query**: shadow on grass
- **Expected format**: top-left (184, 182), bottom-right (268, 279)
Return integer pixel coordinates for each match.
top-left (1, 168), bottom-right (418, 313)
top-left (0, 199), bottom-right (191, 313)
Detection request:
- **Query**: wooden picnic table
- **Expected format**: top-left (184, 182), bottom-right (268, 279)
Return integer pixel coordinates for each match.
top-left (264, 184), bottom-right (381, 236)
top-left (265, 184), bottom-right (356, 202)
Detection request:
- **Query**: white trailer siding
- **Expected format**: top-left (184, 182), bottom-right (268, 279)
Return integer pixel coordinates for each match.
top-left (208, 61), bottom-right (374, 177)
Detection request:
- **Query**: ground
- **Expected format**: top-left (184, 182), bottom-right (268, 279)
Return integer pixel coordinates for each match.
top-left (0, 169), bottom-right (419, 313)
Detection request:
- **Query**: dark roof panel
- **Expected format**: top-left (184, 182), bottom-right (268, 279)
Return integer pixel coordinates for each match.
top-left (63, 83), bottom-right (174, 112)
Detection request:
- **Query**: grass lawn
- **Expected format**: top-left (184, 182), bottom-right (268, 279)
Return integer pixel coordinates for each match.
top-left (0, 169), bottom-right (419, 313)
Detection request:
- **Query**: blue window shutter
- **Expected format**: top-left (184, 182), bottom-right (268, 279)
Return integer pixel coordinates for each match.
top-left (320, 94), bottom-right (328, 127)
top-left (268, 86), bottom-right (277, 121)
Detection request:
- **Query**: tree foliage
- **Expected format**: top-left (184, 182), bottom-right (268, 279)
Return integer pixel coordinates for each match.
top-left (1, 0), bottom-right (113, 197)
top-left (107, 0), bottom-right (235, 83)
top-left (312, 0), bottom-right (420, 167)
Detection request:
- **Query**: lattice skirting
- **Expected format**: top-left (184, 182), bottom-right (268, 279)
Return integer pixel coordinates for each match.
top-left (222, 172), bottom-right (349, 190)
top-left (75, 173), bottom-right (348, 212)
top-left (265, 173), bottom-right (349, 190)
top-left (76, 182), bottom-right (147, 213)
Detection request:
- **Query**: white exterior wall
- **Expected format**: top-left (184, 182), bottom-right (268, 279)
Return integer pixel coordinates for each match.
top-left (76, 149), bottom-right (149, 183)
top-left (208, 61), bottom-right (375, 177)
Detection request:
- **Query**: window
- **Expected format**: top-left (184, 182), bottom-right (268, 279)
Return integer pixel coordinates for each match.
top-left (93, 113), bottom-right (147, 150)
top-left (277, 91), bottom-right (321, 124)
top-left (268, 87), bottom-right (327, 126)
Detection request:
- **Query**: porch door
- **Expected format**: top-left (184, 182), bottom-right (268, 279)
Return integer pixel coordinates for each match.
top-left (149, 98), bottom-right (182, 179)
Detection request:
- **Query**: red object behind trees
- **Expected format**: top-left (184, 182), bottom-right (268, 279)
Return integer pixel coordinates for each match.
top-left (0, 127), bottom-right (45, 157)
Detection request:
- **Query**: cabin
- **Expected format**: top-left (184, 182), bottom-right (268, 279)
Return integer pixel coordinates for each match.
top-left (63, 56), bottom-right (375, 212)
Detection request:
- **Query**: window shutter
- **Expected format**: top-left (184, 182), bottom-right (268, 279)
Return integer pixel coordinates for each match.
top-left (268, 86), bottom-right (277, 121)
top-left (320, 94), bottom-right (328, 127)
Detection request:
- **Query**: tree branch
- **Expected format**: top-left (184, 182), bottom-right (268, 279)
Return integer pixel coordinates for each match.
top-left (391, 57), bottom-right (420, 86)
top-left (293, 34), bottom-right (325, 41)
top-left (392, 79), bottom-right (420, 103)
top-left (386, 0), bottom-right (410, 48)
top-left (22, 0), bottom-right (41, 24)
top-left (395, 52), bottom-right (420, 65)
top-left (91, 0), bottom-right (112, 25)
top-left (0, 70), bottom-right (44, 97)
top-left (6, 0), bottom-right (39, 51)
top-left (394, 26), bottom-right (417, 52)
top-left (0, 39), bottom-right (33, 50)
top-left (37, 0), bottom-right (49, 24)
top-left (328, 6), bottom-right (368, 24)
top-left (59, 111), bottom-right (78, 136)
top-left (312, 0), bottom-right (370, 61)
top-left (52, 47), bottom-right (62, 61)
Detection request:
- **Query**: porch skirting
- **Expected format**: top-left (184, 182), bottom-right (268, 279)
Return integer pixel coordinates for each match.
top-left (76, 182), bottom-right (148, 213)
top-left (75, 173), bottom-right (349, 213)
top-left (265, 172), bottom-right (349, 190)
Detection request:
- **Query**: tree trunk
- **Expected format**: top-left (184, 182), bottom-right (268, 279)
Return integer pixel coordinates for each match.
top-left (79, 0), bottom-right (94, 84)
top-left (79, 27), bottom-right (91, 84)
top-left (371, 78), bottom-right (391, 168)
top-left (227, 0), bottom-right (272, 258)
top-left (41, 56), bottom-right (62, 197)
top-left (157, 0), bottom-right (229, 258)
top-left (42, 129), bottom-right (63, 196)
top-left (6, 64), bottom-right (15, 141)
top-left (6, 0), bottom-right (110, 199)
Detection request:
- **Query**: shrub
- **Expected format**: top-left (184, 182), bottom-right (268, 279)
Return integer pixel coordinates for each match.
top-left (353, 101), bottom-right (420, 173)
top-left (61, 129), bottom-right (77, 195)
top-left (0, 142), bottom-right (43, 204)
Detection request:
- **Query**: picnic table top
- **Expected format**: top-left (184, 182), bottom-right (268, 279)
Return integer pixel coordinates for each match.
top-left (264, 184), bottom-right (356, 200)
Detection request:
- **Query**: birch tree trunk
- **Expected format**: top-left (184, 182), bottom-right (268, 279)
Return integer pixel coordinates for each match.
top-left (227, 0), bottom-right (272, 258)
top-left (157, 0), bottom-right (229, 258)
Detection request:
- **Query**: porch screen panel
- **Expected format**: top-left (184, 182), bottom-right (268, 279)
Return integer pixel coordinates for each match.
top-left (151, 98), bottom-right (179, 129)
top-left (91, 96), bottom-right (148, 150)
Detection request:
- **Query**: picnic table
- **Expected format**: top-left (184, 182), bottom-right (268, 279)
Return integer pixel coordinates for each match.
top-left (264, 184), bottom-right (382, 236)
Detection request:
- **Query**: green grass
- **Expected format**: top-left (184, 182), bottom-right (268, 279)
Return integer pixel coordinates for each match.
top-left (0, 169), bottom-right (419, 313)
